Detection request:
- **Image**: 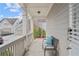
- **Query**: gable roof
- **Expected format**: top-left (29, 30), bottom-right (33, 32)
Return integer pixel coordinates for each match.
top-left (0, 18), bottom-right (18, 25)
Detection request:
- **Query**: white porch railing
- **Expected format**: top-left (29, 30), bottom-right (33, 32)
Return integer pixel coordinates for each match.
top-left (27, 32), bottom-right (33, 47)
top-left (0, 35), bottom-right (26, 56)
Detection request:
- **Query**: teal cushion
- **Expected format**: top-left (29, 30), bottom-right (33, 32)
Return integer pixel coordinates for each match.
top-left (44, 36), bottom-right (54, 46)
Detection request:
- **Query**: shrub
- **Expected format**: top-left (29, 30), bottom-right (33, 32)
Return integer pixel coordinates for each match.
top-left (33, 26), bottom-right (46, 38)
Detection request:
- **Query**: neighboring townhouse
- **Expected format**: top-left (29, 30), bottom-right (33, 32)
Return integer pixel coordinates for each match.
top-left (0, 18), bottom-right (17, 36)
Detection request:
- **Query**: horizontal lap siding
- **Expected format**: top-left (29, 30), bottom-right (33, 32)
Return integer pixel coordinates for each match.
top-left (69, 4), bottom-right (79, 56)
top-left (47, 4), bottom-right (69, 56)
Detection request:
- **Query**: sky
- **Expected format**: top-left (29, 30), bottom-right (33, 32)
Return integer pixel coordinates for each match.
top-left (0, 3), bottom-right (22, 20)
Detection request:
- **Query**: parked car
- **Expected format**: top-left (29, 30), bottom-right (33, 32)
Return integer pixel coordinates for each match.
top-left (0, 36), bottom-right (3, 45)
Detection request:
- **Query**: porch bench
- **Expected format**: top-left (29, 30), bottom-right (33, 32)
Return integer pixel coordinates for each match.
top-left (42, 36), bottom-right (59, 56)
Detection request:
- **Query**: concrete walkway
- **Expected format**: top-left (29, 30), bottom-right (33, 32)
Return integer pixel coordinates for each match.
top-left (25, 38), bottom-right (44, 56)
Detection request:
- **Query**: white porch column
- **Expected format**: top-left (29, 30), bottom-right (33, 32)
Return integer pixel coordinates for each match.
top-left (22, 15), bottom-right (27, 35)
top-left (22, 13), bottom-right (29, 51)
top-left (20, 4), bottom-right (34, 52)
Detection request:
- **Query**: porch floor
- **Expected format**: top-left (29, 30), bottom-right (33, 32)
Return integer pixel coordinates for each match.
top-left (25, 38), bottom-right (44, 56)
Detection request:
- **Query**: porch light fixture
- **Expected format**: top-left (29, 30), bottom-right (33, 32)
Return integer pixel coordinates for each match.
top-left (37, 11), bottom-right (41, 14)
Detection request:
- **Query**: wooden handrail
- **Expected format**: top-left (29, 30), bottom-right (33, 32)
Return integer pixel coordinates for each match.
top-left (0, 35), bottom-right (26, 56)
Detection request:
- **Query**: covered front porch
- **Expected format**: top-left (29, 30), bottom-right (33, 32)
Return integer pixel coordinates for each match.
top-left (0, 3), bottom-right (78, 56)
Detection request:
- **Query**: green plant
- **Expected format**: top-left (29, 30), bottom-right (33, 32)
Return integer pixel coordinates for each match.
top-left (33, 26), bottom-right (46, 39)
top-left (0, 48), bottom-right (13, 56)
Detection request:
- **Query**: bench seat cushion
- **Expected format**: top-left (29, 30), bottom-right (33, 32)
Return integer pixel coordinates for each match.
top-left (44, 36), bottom-right (55, 46)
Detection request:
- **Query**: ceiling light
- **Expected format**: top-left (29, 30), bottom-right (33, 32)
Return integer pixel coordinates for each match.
top-left (37, 11), bottom-right (41, 14)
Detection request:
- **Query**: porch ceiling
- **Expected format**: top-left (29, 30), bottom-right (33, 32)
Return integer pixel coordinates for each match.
top-left (23, 3), bottom-right (53, 17)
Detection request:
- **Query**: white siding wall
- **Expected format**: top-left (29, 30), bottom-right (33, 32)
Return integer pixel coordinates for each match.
top-left (47, 4), bottom-right (69, 56)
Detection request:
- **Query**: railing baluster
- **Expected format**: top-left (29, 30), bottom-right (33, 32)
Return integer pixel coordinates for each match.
top-left (11, 46), bottom-right (13, 56)
top-left (7, 48), bottom-right (9, 56)
top-left (5, 49), bottom-right (8, 56)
